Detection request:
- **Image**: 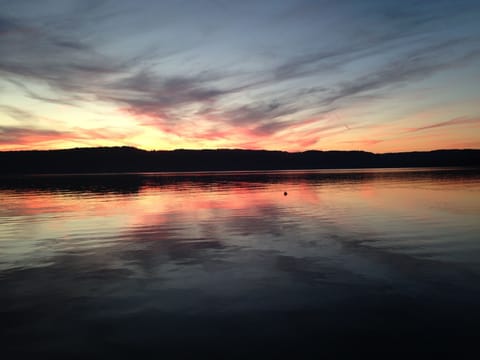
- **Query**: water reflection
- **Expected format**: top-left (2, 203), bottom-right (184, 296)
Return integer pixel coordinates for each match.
top-left (1, 168), bottom-right (480, 357)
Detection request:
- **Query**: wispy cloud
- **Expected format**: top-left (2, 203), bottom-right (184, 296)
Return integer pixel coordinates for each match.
top-left (0, 105), bottom-right (37, 122)
top-left (0, 125), bottom-right (65, 145)
top-left (315, 38), bottom-right (480, 107)
top-left (106, 70), bottom-right (232, 123)
top-left (342, 139), bottom-right (384, 146)
top-left (408, 116), bottom-right (480, 132)
top-left (0, 124), bottom-right (139, 149)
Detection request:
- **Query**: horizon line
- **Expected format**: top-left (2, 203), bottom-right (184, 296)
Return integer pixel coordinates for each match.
top-left (1, 145), bottom-right (480, 155)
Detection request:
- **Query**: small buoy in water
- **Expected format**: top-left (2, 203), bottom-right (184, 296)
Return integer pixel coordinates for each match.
top-left (284, 191), bottom-right (288, 196)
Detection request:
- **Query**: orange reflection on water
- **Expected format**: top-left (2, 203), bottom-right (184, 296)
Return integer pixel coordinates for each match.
top-left (127, 181), bottom-right (322, 230)
top-left (3, 170), bottom-right (479, 242)
top-left (0, 190), bottom-right (85, 216)
top-left (1, 190), bottom-right (136, 218)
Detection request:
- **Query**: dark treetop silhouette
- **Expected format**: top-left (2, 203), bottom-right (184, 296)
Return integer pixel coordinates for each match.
top-left (0, 147), bottom-right (479, 174)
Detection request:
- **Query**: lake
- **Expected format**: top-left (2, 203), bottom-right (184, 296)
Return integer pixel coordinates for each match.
top-left (1, 168), bottom-right (480, 358)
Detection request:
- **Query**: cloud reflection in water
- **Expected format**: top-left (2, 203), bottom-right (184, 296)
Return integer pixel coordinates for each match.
top-left (1, 168), bottom-right (480, 357)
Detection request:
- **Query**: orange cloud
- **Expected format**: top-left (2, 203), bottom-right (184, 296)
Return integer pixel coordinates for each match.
top-left (0, 125), bottom-right (140, 151)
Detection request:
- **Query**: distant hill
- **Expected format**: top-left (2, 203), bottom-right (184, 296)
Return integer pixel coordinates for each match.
top-left (0, 147), bottom-right (479, 174)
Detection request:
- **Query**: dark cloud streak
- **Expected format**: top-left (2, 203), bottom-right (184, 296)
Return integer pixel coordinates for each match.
top-left (408, 117), bottom-right (480, 133)
top-left (0, 105), bottom-right (36, 122)
top-left (316, 39), bottom-right (480, 107)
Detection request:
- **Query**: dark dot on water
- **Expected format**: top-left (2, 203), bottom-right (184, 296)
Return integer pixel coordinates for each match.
top-left (284, 192), bottom-right (288, 196)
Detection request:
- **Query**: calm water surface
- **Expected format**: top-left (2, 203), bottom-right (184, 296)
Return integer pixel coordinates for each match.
top-left (1, 168), bottom-right (480, 358)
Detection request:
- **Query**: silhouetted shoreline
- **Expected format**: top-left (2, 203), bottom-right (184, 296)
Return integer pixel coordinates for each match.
top-left (1, 147), bottom-right (479, 174)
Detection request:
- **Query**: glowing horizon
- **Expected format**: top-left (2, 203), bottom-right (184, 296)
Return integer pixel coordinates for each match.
top-left (1, 1), bottom-right (480, 153)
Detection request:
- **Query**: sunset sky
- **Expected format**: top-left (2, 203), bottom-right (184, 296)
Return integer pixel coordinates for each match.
top-left (1, 0), bottom-right (479, 152)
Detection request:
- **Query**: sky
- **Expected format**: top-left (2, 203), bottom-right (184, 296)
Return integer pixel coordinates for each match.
top-left (1, 0), bottom-right (479, 152)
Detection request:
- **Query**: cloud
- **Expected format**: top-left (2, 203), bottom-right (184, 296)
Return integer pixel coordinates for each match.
top-left (342, 139), bottom-right (384, 146)
top-left (106, 70), bottom-right (231, 123)
top-left (0, 105), bottom-right (36, 122)
top-left (264, 0), bottom-right (475, 85)
top-left (0, 11), bottom-right (237, 125)
top-left (1, 1), bottom-right (479, 150)
top-left (271, 47), bottom-right (355, 83)
top-left (408, 117), bottom-right (480, 132)
top-left (0, 18), bottom-right (116, 102)
top-left (0, 125), bottom-right (65, 145)
top-left (0, 124), bottom-right (139, 149)
top-left (315, 38), bottom-right (480, 108)
top-left (223, 101), bottom-right (297, 126)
